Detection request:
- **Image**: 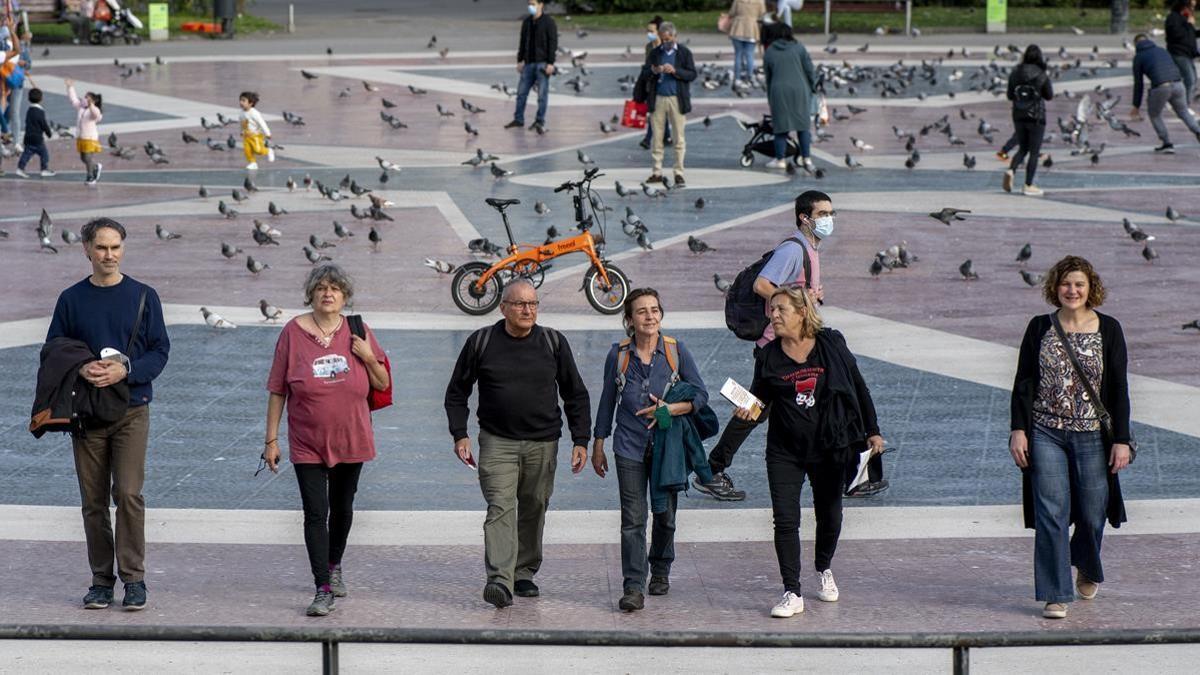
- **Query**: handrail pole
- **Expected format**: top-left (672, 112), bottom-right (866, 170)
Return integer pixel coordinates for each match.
top-left (323, 639), bottom-right (339, 675)
top-left (953, 645), bottom-right (969, 675)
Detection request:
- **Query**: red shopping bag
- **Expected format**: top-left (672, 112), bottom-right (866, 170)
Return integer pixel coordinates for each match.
top-left (621, 100), bottom-right (648, 129)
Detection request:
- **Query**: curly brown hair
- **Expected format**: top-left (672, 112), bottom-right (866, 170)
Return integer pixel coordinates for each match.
top-left (1042, 255), bottom-right (1106, 308)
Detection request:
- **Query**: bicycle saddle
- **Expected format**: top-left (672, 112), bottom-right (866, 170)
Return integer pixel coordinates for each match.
top-left (485, 198), bottom-right (521, 209)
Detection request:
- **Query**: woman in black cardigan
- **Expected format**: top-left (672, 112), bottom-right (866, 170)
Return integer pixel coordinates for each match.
top-left (1009, 256), bottom-right (1134, 620)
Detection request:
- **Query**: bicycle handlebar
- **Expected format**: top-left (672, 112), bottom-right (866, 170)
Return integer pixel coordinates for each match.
top-left (554, 168), bottom-right (606, 192)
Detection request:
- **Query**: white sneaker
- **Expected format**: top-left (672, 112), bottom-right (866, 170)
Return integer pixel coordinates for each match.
top-left (765, 158), bottom-right (787, 170)
top-left (40, 170), bottom-right (56, 177)
top-left (802, 157), bottom-right (815, 173)
top-left (94, 162), bottom-right (103, 181)
top-left (770, 591), bottom-right (804, 618)
top-left (267, 148), bottom-right (276, 162)
top-left (246, 162), bottom-right (258, 170)
top-left (15, 168), bottom-right (29, 178)
top-left (1022, 184), bottom-right (1044, 196)
top-left (14, 143), bottom-right (23, 153)
top-left (816, 569), bottom-right (840, 602)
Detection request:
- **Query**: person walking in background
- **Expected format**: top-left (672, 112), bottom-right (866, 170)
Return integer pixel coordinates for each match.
top-left (505, 0), bottom-right (557, 135)
top-left (238, 91), bottom-right (273, 171)
top-left (263, 264), bottom-right (390, 617)
top-left (16, 87), bottom-right (54, 177)
top-left (727, 0), bottom-right (766, 86)
top-left (591, 288), bottom-right (712, 612)
top-left (1130, 33), bottom-right (1200, 154)
top-left (1165, 0), bottom-right (1199, 113)
top-left (444, 281), bottom-right (591, 609)
top-left (737, 286), bottom-right (884, 618)
top-left (3, 25), bottom-right (31, 152)
top-left (62, 0), bottom-right (95, 45)
top-left (775, 0), bottom-right (805, 27)
top-left (762, 22), bottom-right (816, 172)
top-left (65, 77), bottom-right (103, 185)
top-left (645, 22), bottom-right (696, 187)
top-left (1003, 45), bottom-right (1053, 197)
top-left (45, 217), bottom-right (171, 612)
top-left (1009, 256), bottom-right (1134, 620)
top-left (636, 16), bottom-right (671, 151)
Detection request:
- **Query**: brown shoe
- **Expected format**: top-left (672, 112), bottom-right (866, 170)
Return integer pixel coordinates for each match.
top-left (673, 174), bottom-right (686, 187)
top-left (645, 174), bottom-right (664, 184)
top-left (1043, 602), bottom-right (1067, 619)
top-left (1076, 574), bottom-right (1099, 600)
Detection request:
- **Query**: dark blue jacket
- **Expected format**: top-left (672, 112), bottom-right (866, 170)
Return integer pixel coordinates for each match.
top-left (648, 381), bottom-right (715, 514)
top-left (644, 42), bottom-right (697, 115)
top-left (24, 104), bottom-right (53, 147)
top-left (1132, 39), bottom-right (1182, 108)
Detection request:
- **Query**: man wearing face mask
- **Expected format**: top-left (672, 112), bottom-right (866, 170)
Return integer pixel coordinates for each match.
top-left (635, 16), bottom-right (671, 151)
top-left (505, 0), bottom-right (557, 135)
top-left (699, 190), bottom-right (867, 501)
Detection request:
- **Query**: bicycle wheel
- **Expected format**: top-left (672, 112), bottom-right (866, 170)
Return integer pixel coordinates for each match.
top-left (451, 262), bottom-right (503, 315)
top-left (584, 263), bottom-right (629, 315)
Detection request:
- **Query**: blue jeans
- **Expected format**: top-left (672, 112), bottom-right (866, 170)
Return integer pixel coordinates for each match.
top-left (1030, 424), bottom-right (1108, 603)
top-left (513, 61), bottom-right (550, 126)
top-left (6, 86), bottom-right (24, 142)
top-left (731, 38), bottom-right (755, 83)
top-left (773, 130), bottom-right (812, 160)
top-left (18, 142), bottom-right (49, 171)
top-left (615, 454), bottom-right (675, 593)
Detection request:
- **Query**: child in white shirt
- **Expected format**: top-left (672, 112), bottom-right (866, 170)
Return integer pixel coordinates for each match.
top-left (239, 91), bottom-right (273, 170)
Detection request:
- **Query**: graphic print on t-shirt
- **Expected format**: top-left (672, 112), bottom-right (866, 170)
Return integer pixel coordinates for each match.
top-left (312, 354), bottom-right (350, 380)
top-left (783, 367), bottom-right (823, 409)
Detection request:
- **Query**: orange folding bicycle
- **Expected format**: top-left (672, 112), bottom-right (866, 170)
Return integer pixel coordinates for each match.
top-left (450, 167), bottom-right (630, 315)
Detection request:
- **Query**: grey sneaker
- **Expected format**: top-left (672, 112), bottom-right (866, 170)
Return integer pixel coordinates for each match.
top-left (306, 589), bottom-right (336, 616)
top-left (83, 585), bottom-right (114, 609)
top-left (122, 581), bottom-right (147, 611)
top-left (692, 472), bottom-right (747, 501)
top-left (330, 566), bottom-right (347, 597)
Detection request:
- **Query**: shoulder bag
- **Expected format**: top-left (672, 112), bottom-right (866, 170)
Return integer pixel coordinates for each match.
top-left (347, 314), bottom-right (393, 411)
top-left (1050, 313), bottom-right (1137, 461)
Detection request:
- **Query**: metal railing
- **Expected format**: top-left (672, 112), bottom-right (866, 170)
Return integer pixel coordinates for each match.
top-left (3, 625), bottom-right (1199, 675)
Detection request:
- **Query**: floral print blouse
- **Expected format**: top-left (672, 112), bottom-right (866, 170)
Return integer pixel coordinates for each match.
top-left (1033, 329), bottom-right (1104, 432)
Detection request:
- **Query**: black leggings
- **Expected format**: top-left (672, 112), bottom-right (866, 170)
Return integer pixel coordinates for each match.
top-left (1008, 121), bottom-right (1045, 188)
top-left (294, 462), bottom-right (363, 588)
top-left (766, 451), bottom-right (845, 594)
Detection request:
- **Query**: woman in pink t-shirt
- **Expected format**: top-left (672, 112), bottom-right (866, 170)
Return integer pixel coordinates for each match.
top-left (262, 264), bottom-right (389, 617)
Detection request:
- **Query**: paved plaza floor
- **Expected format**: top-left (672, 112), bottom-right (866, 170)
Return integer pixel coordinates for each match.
top-left (2, 22), bottom-right (1199, 672)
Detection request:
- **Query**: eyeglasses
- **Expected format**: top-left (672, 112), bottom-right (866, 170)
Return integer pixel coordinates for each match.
top-left (503, 301), bottom-right (540, 310)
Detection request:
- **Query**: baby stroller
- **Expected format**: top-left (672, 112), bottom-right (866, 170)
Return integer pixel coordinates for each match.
top-left (738, 114), bottom-right (804, 168)
top-left (90, 0), bottom-right (144, 46)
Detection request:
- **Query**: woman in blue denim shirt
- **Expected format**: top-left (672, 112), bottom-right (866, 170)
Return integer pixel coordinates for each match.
top-left (591, 288), bottom-right (708, 612)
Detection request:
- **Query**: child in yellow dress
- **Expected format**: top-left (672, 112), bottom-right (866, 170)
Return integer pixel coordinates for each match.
top-left (239, 91), bottom-right (273, 170)
top-left (65, 77), bottom-right (103, 185)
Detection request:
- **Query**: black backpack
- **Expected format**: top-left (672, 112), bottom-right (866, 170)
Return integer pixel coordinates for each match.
top-left (724, 237), bottom-right (811, 341)
top-left (1012, 74), bottom-right (1045, 121)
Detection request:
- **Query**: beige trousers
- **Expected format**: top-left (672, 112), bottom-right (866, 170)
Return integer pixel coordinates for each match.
top-left (651, 95), bottom-right (687, 176)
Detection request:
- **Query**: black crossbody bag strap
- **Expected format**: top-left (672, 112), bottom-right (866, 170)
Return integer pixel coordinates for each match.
top-left (127, 290), bottom-right (148, 357)
top-left (1050, 313), bottom-right (1136, 460)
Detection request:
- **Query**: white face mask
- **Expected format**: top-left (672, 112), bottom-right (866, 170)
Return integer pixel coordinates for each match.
top-left (647, 32), bottom-right (658, 42)
top-left (527, 4), bottom-right (538, 15)
top-left (812, 216), bottom-right (835, 239)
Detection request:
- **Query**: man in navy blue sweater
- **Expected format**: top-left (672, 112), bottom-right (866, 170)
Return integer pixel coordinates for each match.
top-left (46, 218), bottom-right (170, 612)
top-left (1130, 33), bottom-right (1200, 153)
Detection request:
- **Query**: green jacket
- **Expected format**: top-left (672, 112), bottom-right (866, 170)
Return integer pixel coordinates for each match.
top-left (764, 39), bottom-right (817, 134)
top-left (649, 382), bottom-right (716, 514)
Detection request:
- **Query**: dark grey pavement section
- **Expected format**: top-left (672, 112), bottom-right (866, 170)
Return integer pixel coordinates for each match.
top-left (36, 92), bottom-right (175, 127)
top-left (2, 325), bottom-right (1194, 511)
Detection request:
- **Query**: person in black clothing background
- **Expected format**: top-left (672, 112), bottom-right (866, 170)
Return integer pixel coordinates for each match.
top-left (1003, 45), bottom-right (1053, 197)
top-left (1165, 0), bottom-right (1200, 110)
top-left (444, 280), bottom-right (591, 609)
top-left (17, 87), bottom-right (55, 177)
top-left (505, 0), bottom-right (557, 134)
top-left (734, 286), bottom-right (885, 618)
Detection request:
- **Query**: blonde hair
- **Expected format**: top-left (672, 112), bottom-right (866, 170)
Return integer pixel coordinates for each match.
top-left (770, 285), bottom-right (823, 339)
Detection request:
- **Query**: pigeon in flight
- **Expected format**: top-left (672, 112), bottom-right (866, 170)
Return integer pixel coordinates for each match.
top-left (201, 307), bottom-right (237, 329)
top-left (930, 208), bottom-right (970, 225)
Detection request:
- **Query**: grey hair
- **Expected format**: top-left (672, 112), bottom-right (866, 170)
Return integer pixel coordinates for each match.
top-left (501, 279), bottom-right (538, 302)
top-left (659, 21), bottom-right (676, 35)
top-left (303, 263), bottom-right (355, 306)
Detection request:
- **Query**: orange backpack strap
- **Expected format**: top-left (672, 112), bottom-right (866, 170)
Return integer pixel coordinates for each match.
top-left (661, 335), bottom-right (680, 396)
top-left (615, 338), bottom-right (633, 395)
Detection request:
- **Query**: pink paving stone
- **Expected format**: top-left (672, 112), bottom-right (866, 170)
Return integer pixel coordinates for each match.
top-left (8, 534), bottom-right (1199, 632)
top-left (0, 207), bottom-right (472, 322)
top-left (535, 206), bottom-right (1200, 388)
top-left (3, 181), bottom-right (200, 215)
top-left (1047, 189), bottom-right (1200, 218)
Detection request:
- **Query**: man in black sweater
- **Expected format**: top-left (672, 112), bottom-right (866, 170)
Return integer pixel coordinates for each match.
top-left (17, 87), bottom-right (55, 177)
top-left (505, 0), bottom-right (557, 134)
top-left (444, 280), bottom-right (591, 609)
